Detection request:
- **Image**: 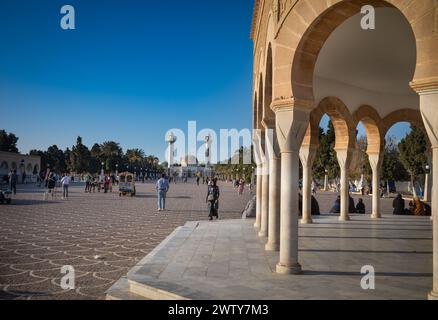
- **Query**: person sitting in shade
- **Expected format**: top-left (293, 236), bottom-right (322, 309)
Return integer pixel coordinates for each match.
top-left (330, 196), bottom-right (341, 214)
top-left (356, 198), bottom-right (366, 214)
top-left (349, 195), bottom-right (356, 213)
top-left (298, 193), bottom-right (321, 216)
top-left (413, 197), bottom-right (426, 216)
top-left (393, 193), bottom-right (406, 215)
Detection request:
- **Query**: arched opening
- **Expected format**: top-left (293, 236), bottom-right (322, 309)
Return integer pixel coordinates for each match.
top-left (33, 164), bottom-right (39, 175)
top-left (11, 162), bottom-right (17, 170)
top-left (383, 121), bottom-right (430, 202)
top-left (263, 44), bottom-right (274, 128)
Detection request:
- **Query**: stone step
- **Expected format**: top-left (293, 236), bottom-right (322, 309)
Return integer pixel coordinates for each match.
top-left (128, 278), bottom-right (189, 300)
top-left (105, 277), bottom-right (148, 300)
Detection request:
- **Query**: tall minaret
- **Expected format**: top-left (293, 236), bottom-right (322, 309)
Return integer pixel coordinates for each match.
top-left (166, 132), bottom-right (177, 168)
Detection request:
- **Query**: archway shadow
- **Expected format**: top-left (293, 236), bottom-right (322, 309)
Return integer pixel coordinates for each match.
top-left (301, 270), bottom-right (432, 278)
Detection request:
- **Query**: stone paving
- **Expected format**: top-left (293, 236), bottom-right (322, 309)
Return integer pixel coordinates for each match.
top-left (0, 180), bottom-right (250, 300)
top-left (123, 215), bottom-right (432, 300)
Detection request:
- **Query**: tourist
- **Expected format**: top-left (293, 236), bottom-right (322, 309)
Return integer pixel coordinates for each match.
top-left (206, 178), bottom-right (220, 220)
top-left (22, 171), bottom-right (26, 184)
top-left (393, 194), bottom-right (406, 215)
top-left (329, 196), bottom-right (341, 214)
top-left (196, 175), bottom-right (200, 186)
top-left (85, 174), bottom-right (91, 193)
top-left (9, 170), bottom-right (18, 195)
top-left (237, 178), bottom-right (245, 195)
top-left (61, 173), bottom-right (71, 200)
top-left (356, 198), bottom-right (366, 214)
top-left (156, 174), bottom-right (169, 211)
top-left (47, 173), bottom-right (56, 198)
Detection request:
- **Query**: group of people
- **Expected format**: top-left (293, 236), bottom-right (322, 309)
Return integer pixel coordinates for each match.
top-left (329, 195), bottom-right (366, 214)
top-left (393, 194), bottom-right (431, 216)
top-left (155, 174), bottom-right (221, 220)
top-left (3, 170), bottom-right (18, 195)
top-left (84, 174), bottom-right (115, 194)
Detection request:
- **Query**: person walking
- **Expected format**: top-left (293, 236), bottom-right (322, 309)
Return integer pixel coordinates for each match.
top-left (9, 170), bottom-right (18, 195)
top-left (61, 174), bottom-right (71, 200)
top-left (156, 174), bottom-right (169, 211)
top-left (237, 178), bottom-right (245, 195)
top-left (206, 178), bottom-right (220, 220)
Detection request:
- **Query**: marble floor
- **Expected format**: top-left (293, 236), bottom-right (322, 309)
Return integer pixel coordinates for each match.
top-left (121, 215), bottom-right (433, 300)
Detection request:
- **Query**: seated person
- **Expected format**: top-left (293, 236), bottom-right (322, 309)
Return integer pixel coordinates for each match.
top-left (349, 195), bottom-right (356, 213)
top-left (413, 197), bottom-right (426, 216)
top-left (393, 194), bottom-right (406, 215)
top-left (329, 196), bottom-right (341, 214)
top-left (424, 202), bottom-right (432, 217)
top-left (311, 195), bottom-right (321, 215)
top-left (298, 194), bottom-right (321, 216)
top-left (355, 198), bottom-right (366, 214)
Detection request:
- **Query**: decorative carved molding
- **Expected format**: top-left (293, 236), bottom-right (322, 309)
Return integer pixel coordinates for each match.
top-left (410, 77), bottom-right (438, 94)
top-left (271, 97), bottom-right (313, 113)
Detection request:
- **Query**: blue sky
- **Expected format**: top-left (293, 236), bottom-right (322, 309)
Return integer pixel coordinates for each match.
top-left (0, 0), bottom-right (254, 160)
top-left (0, 0), bottom-right (411, 161)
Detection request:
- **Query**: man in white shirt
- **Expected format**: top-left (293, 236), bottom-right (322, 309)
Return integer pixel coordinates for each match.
top-left (61, 174), bottom-right (71, 200)
top-left (155, 174), bottom-right (170, 211)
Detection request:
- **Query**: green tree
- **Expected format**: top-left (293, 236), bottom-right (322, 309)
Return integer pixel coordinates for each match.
top-left (70, 136), bottom-right (91, 174)
top-left (100, 141), bottom-right (123, 172)
top-left (313, 121), bottom-right (339, 180)
top-left (399, 126), bottom-right (428, 194)
top-left (0, 129), bottom-right (19, 153)
top-left (381, 136), bottom-right (409, 183)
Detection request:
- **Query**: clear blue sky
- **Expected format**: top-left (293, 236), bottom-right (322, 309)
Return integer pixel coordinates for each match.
top-left (0, 0), bottom-right (410, 160)
top-left (0, 0), bottom-right (255, 161)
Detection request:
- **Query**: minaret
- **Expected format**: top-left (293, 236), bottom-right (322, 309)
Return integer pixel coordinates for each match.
top-left (166, 132), bottom-right (177, 169)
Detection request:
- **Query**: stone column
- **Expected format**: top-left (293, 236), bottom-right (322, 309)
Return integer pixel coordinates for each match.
top-left (368, 153), bottom-right (383, 219)
top-left (273, 99), bottom-right (310, 275)
top-left (265, 127), bottom-right (281, 251)
top-left (336, 149), bottom-right (353, 221)
top-left (299, 145), bottom-right (317, 224)
top-left (411, 82), bottom-right (438, 300)
top-left (253, 131), bottom-right (263, 230)
top-left (259, 158), bottom-right (269, 238)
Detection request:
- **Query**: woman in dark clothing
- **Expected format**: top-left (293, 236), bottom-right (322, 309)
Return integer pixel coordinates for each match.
top-left (356, 198), bottom-right (366, 214)
top-left (330, 196), bottom-right (341, 214)
top-left (393, 193), bottom-right (406, 215)
top-left (298, 194), bottom-right (321, 216)
top-left (206, 178), bottom-right (220, 220)
top-left (349, 196), bottom-right (356, 213)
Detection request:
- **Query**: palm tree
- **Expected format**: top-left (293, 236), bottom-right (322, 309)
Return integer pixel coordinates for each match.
top-left (126, 149), bottom-right (145, 165)
top-left (100, 141), bottom-right (123, 172)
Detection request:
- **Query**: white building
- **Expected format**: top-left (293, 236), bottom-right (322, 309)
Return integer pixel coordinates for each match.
top-left (0, 151), bottom-right (41, 183)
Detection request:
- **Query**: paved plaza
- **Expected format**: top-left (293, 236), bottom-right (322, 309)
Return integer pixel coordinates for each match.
top-left (0, 181), bottom-right (250, 300)
top-left (0, 183), bottom-right (433, 300)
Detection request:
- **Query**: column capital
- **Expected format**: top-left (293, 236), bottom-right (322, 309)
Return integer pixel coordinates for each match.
top-left (271, 97), bottom-right (313, 113)
top-left (410, 77), bottom-right (438, 95)
top-left (274, 99), bottom-right (311, 153)
top-left (299, 144), bottom-right (318, 168)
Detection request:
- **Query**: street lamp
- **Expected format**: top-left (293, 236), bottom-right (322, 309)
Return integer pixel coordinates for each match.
top-left (424, 164), bottom-right (431, 202)
top-left (101, 162), bottom-right (105, 178)
top-left (115, 164), bottom-right (119, 176)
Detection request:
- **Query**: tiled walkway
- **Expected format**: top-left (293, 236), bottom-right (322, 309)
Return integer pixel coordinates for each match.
top-left (0, 181), bottom-right (250, 300)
